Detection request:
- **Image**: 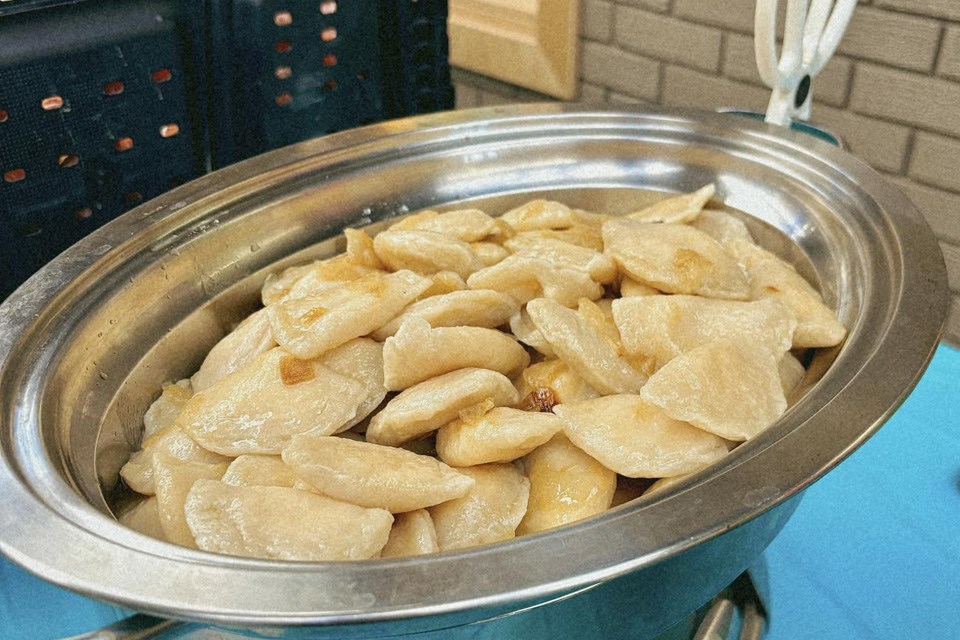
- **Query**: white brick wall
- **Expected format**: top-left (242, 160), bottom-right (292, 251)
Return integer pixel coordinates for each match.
top-left (452, 0), bottom-right (960, 345)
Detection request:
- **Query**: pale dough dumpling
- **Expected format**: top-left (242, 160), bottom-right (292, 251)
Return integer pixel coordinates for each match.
top-left (619, 277), bottom-right (661, 298)
top-left (644, 474), bottom-right (691, 498)
top-left (436, 407), bottom-right (563, 467)
top-left (502, 237), bottom-right (616, 285)
top-left (221, 455), bottom-right (302, 488)
top-left (389, 208), bottom-right (497, 242)
top-left (261, 261), bottom-right (316, 305)
top-left (120, 425), bottom-right (231, 496)
top-left (641, 340), bottom-right (787, 441)
top-left (508, 307), bottom-right (556, 358)
top-left (373, 229), bottom-right (484, 279)
top-left (514, 359), bottom-right (600, 409)
top-left (316, 338), bottom-right (387, 432)
top-left (471, 241), bottom-right (510, 266)
top-left (526, 298), bottom-right (647, 395)
top-left (626, 184), bottom-right (715, 224)
top-left (779, 352), bottom-right (806, 396)
top-left (153, 455), bottom-right (229, 548)
top-left (603, 219), bottom-right (750, 300)
top-left (727, 239), bottom-right (847, 348)
top-left (555, 395), bottom-right (730, 478)
top-left (372, 289), bottom-right (518, 340)
top-left (142, 380), bottom-right (192, 439)
top-left (468, 238), bottom-right (615, 307)
top-left (262, 256), bottom-right (382, 305)
top-left (467, 253), bottom-right (601, 307)
top-left (690, 208), bottom-right (754, 245)
top-left (191, 309), bottom-right (277, 393)
top-left (380, 509), bottom-right (439, 558)
top-left (344, 228), bottom-right (386, 270)
top-left (612, 296), bottom-right (797, 369)
top-left (383, 318), bottom-right (529, 390)
top-left (282, 435), bottom-right (474, 513)
top-left (510, 225), bottom-right (604, 251)
top-left (517, 434), bottom-right (616, 535)
top-left (178, 348), bottom-right (370, 455)
top-left (366, 368), bottom-right (520, 447)
top-left (184, 481), bottom-right (393, 561)
top-left (267, 269), bottom-right (431, 359)
top-left (429, 463), bottom-right (530, 551)
top-left (416, 271), bottom-right (468, 300)
top-left (500, 199), bottom-right (579, 231)
top-left (117, 496), bottom-right (166, 541)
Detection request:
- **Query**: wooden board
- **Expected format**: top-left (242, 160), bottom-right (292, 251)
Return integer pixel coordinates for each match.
top-left (449, 0), bottom-right (580, 100)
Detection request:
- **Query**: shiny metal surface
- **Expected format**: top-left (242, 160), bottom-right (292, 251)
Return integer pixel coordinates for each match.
top-left (0, 105), bottom-right (947, 636)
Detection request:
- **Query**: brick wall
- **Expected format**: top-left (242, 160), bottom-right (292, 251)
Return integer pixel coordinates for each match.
top-left (452, 0), bottom-right (960, 345)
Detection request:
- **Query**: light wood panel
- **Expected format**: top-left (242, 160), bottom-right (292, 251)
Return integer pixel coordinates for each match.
top-left (448, 0), bottom-right (581, 100)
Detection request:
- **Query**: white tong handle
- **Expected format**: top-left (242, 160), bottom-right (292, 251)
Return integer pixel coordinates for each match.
top-left (755, 0), bottom-right (856, 127)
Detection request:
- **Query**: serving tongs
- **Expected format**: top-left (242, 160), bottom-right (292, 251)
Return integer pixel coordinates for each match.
top-left (754, 0), bottom-right (856, 129)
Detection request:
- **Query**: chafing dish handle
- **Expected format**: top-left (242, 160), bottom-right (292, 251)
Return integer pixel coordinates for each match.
top-left (63, 614), bottom-right (183, 640)
top-left (692, 570), bottom-right (768, 640)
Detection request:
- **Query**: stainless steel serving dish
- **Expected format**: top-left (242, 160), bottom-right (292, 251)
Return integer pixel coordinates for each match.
top-left (0, 105), bottom-right (947, 639)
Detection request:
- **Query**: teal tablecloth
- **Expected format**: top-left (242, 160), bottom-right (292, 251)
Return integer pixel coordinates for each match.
top-left (2, 345), bottom-right (958, 640)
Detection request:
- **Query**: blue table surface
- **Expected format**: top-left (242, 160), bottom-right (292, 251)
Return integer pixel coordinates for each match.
top-left (2, 345), bottom-right (958, 640)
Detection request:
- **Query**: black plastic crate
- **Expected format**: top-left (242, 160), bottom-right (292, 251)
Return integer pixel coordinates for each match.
top-left (211, 0), bottom-right (389, 166)
top-left (0, 0), bottom-right (454, 299)
top-left (0, 0), bottom-right (208, 296)
top-left (380, 0), bottom-right (455, 118)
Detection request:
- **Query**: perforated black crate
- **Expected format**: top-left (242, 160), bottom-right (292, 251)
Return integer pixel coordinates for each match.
top-left (211, 0), bottom-right (389, 166)
top-left (0, 0), bottom-right (454, 299)
top-left (380, 0), bottom-right (455, 118)
top-left (0, 1), bottom-right (208, 297)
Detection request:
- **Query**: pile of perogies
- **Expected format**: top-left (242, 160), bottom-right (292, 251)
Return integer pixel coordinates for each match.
top-left (116, 184), bottom-right (846, 561)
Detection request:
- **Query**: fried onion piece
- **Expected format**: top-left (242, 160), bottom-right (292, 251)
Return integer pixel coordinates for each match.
top-left (344, 228), bottom-right (385, 270)
top-left (514, 359), bottom-right (600, 406)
